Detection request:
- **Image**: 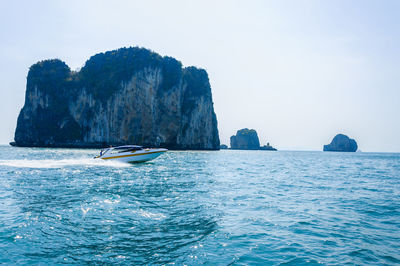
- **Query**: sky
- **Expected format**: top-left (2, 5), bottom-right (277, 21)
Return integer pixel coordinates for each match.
top-left (0, 0), bottom-right (399, 152)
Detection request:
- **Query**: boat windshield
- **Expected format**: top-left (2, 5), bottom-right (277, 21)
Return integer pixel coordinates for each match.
top-left (100, 145), bottom-right (143, 156)
top-left (113, 145), bottom-right (143, 150)
top-left (112, 145), bottom-right (143, 153)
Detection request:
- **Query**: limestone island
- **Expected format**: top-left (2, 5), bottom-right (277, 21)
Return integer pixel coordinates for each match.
top-left (11, 47), bottom-right (220, 150)
top-left (260, 143), bottom-right (277, 151)
top-left (230, 128), bottom-right (277, 150)
top-left (323, 134), bottom-right (358, 152)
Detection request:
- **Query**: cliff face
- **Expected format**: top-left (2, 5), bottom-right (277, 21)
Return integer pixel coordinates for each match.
top-left (230, 128), bottom-right (260, 150)
top-left (14, 47), bottom-right (220, 149)
top-left (323, 134), bottom-right (358, 152)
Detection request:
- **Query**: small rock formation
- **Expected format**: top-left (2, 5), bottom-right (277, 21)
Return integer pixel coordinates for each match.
top-left (12, 47), bottom-right (220, 150)
top-left (220, 144), bottom-right (228, 149)
top-left (230, 128), bottom-right (260, 150)
top-left (323, 134), bottom-right (358, 152)
top-left (260, 142), bottom-right (277, 151)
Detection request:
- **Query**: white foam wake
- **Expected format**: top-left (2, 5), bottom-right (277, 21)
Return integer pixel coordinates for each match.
top-left (0, 158), bottom-right (130, 168)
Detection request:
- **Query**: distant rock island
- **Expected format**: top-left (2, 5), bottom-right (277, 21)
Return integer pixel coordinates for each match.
top-left (220, 144), bottom-right (228, 149)
top-left (260, 143), bottom-right (277, 151)
top-left (230, 128), bottom-right (277, 150)
top-left (230, 128), bottom-right (260, 150)
top-left (12, 47), bottom-right (220, 149)
top-left (323, 134), bottom-right (358, 152)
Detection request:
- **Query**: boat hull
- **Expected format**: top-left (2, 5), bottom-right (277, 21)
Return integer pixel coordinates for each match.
top-left (99, 148), bottom-right (167, 163)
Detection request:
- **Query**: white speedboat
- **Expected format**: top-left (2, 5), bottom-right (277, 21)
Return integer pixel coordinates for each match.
top-left (94, 145), bottom-right (167, 163)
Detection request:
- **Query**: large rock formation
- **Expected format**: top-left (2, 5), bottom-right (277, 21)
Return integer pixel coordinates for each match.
top-left (323, 134), bottom-right (358, 152)
top-left (230, 128), bottom-right (260, 150)
top-left (12, 47), bottom-right (220, 149)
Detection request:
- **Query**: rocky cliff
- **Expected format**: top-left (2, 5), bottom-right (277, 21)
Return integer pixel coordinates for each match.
top-left (13, 47), bottom-right (220, 149)
top-left (323, 134), bottom-right (358, 152)
top-left (230, 128), bottom-right (260, 150)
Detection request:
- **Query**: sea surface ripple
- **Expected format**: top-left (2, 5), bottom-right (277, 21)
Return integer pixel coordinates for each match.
top-left (0, 146), bottom-right (399, 264)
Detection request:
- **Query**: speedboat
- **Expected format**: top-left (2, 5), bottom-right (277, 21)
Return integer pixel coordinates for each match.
top-left (94, 145), bottom-right (167, 163)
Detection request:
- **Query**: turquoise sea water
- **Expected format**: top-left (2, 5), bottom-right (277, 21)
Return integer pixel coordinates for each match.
top-left (0, 145), bottom-right (399, 264)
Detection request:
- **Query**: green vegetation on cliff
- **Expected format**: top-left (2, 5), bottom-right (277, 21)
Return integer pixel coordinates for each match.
top-left (79, 47), bottom-right (184, 100)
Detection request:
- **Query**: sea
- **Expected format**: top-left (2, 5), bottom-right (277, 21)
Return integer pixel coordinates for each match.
top-left (0, 145), bottom-right (399, 265)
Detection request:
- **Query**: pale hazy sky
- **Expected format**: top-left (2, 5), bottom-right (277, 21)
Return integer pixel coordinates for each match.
top-left (1, 0), bottom-right (399, 152)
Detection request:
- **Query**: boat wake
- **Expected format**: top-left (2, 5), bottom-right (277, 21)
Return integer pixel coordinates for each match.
top-left (0, 158), bottom-right (130, 168)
